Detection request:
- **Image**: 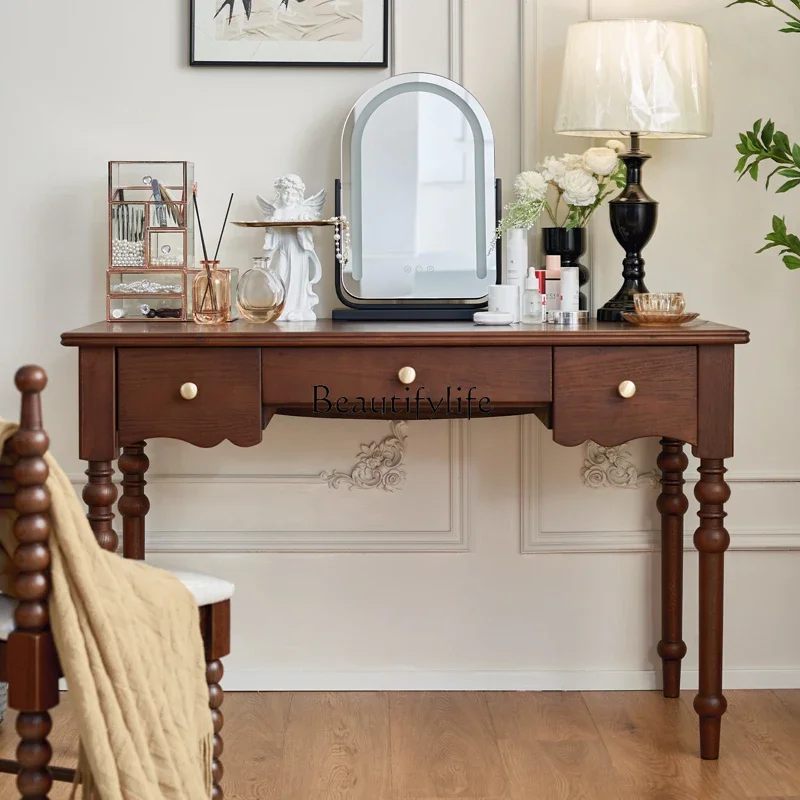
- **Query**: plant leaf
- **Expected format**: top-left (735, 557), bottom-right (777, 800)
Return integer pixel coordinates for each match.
top-left (756, 242), bottom-right (781, 253)
top-left (775, 131), bottom-right (792, 154)
top-left (749, 162), bottom-right (760, 181)
top-left (762, 119), bottom-right (775, 147)
top-left (793, 143), bottom-right (800, 165)
top-left (777, 179), bottom-right (800, 193)
top-left (784, 255), bottom-right (800, 269)
top-left (765, 166), bottom-right (785, 188)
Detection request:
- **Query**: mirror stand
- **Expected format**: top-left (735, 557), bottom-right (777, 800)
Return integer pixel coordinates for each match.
top-left (332, 178), bottom-right (503, 322)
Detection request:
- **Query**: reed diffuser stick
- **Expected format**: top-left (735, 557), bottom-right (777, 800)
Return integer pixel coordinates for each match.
top-left (193, 188), bottom-right (218, 313)
top-left (213, 193), bottom-right (234, 262)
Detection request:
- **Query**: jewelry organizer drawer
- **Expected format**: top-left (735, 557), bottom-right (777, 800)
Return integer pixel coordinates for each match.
top-left (117, 348), bottom-right (262, 447)
top-left (552, 346), bottom-right (698, 447)
top-left (261, 347), bottom-right (553, 413)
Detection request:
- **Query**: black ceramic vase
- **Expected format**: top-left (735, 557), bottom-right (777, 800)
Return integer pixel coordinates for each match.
top-left (542, 227), bottom-right (588, 311)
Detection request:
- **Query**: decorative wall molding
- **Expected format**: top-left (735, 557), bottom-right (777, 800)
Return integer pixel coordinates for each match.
top-left (320, 421), bottom-right (408, 492)
top-left (519, 0), bottom-right (539, 171)
top-left (581, 442), bottom-right (660, 490)
top-left (449, 0), bottom-right (463, 83)
top-left (521, 417), bottom-right (800, 554)
top-left (69, 421), bottom-right (470, 554)
top-left (388, 0), bottom-right (397, 76)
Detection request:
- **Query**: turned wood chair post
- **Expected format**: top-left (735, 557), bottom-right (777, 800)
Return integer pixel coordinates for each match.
top-left (657, 438), bottom-right (689, 698)
top-left (8, 366), bottom-right (59, 800)
top-left (201, 600), bottom-right (230, 800)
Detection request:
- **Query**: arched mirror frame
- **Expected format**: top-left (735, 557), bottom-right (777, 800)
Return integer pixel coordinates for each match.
top-left (334, 72), bottom-right (501, 320)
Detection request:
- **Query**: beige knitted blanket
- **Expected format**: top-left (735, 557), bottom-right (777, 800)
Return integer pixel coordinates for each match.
top-left (0, 422), bottom-right (212, 800)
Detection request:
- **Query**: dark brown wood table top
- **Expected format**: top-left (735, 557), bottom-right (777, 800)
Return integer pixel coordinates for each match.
top-left (61, 319), bottom-right (750, 348)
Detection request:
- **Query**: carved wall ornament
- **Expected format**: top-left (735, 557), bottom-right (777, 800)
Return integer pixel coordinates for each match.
top-left (321, 421), bottom-right (408, 492)
top-left (581, 441), bottom-right (661, 490)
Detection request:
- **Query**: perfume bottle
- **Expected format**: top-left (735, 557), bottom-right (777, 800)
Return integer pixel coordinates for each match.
top-left (192, 261), bottom-right (231, 325)
top-left (236, 256), bottom-right (286, 323)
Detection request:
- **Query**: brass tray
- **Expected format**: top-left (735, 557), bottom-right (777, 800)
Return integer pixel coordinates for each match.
top-left (621, 312), bottom-right (700, 327)
top-left (232, 220), bottom-right (337, 229)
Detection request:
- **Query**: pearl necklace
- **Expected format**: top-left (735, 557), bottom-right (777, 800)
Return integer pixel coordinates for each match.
top-left (329, 216), bottom-right (352, 267)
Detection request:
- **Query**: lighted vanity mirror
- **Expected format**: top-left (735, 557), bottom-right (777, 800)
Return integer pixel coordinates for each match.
top-left (334, 73), bottom-right (499, 321)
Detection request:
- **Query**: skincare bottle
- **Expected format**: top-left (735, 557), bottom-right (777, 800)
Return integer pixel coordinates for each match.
top-left (544, 255), bottom-right (561, 322)
top-left (560, 264), bottom-right (580, 313)
top-left (521, 268), bottom-right (543, 324)
top-left (505, 229), bottom-right (529, 317)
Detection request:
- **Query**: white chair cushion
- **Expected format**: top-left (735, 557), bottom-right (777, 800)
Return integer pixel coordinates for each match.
top-left (0, 595), bottom-right (16, 642)
top-left (0, 571), bottom-right (233, 641)
top-left (163, 569), bottom-right (235, 608)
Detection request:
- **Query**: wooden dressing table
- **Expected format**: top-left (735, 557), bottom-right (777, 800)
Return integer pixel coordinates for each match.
top-left (62, 318), bottom-right (750, 761)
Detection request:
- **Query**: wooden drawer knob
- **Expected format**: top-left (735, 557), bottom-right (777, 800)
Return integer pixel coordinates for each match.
top-left (180, 382), bottom-right (199, 401)
top-left (618, 380), bottom-right (637, 399)
top-left (398, 367), bottom-right (417, 385)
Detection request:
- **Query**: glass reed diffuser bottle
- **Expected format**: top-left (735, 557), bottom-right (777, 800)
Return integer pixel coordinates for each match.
top-left (237, 256), bottom-right (286, 323)
top-left (192, 260), bottom-right (231, 325)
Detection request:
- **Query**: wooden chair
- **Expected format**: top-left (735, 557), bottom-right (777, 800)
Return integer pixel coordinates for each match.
top-left (0, 366), bottom-right (233, 799)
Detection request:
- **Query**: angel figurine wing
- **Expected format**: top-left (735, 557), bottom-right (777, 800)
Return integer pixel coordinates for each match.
top-left (297, 188), bottom-right (327, 250)
top-left (256, 195), bottom-right (277, 221)
top-left (301, 188), bottom-right (327, 221)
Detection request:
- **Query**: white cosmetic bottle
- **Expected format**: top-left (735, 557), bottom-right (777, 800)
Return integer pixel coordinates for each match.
top-left (521, 268), bottom-right (543, 324)
top-left (560, 264), bottom-right (580, 313)
top-left (505, 229), bottom-right (529, 318)
top-left (544, 254), bottom-right (561, 322)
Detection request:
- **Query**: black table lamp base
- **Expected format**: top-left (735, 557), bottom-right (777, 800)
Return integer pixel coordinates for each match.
top-left (597, 133), bottom-right (658, 323)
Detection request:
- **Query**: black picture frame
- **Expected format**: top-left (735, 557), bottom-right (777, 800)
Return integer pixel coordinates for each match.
top-left (190, 0), bottom-right (390, 68)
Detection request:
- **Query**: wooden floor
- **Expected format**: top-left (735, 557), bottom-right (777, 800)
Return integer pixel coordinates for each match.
top-left (0, 691), bottom-right (799, 799)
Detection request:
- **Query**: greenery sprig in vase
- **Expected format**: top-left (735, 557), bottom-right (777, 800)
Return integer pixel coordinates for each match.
top-left (495, 141), bottom-right (627, 240)
top-left (730, 0), bottom-right (800, 269)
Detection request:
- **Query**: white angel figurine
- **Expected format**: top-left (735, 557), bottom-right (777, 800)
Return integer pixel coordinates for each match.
top-left (257, 175), bottom-right (327, 322)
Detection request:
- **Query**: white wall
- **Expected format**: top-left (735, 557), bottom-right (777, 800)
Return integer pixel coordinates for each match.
top-left (1, 0), bottom-right (799, 690)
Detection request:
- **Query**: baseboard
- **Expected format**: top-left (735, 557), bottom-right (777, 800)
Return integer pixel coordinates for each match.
top-left (220, 668), bottom-right (800, 692)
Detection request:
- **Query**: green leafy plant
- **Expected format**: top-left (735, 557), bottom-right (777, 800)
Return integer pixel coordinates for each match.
top-left (730, 0), bottom-right (800, 269)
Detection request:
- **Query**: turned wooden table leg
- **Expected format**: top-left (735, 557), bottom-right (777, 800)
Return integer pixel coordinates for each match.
top-left (693, 458), bottom-right (731, 760)
top-left (83, 461), bottom-right (118, 552)
top-left (657, 438), bottom-right (688, 698)
top-left (118, 442), bottom-right (149, 560)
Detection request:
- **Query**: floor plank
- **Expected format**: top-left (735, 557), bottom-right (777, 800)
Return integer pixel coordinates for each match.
top-left (278, 691), bottom-right (391, 800)
top-left (0, 691), bottom-right (799, 799)
top-left (223, 692), bottom-right (293, 800)
top-left (585, 691), bottom-right (745, 800)
top-left (487, 692), bottom-right (617, 800)
top-left (681, 690), bottom-right (800, 799)
top-left (390, 692), bottom-right (508, 800)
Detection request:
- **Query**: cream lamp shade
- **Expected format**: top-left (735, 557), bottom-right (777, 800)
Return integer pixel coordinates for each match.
top-left (555, 20), bottom-right (713, 139)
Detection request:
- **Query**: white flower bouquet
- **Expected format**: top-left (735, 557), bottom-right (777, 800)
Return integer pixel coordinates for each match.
top-left (496, 140), bottom-right (628, 239)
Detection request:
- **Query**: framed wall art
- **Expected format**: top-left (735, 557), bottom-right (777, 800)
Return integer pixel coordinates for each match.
top-left (190, 0), bottom-right (390, 68)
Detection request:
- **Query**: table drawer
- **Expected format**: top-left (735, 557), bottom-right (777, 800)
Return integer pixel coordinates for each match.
top-left (553, 346), bottom-right (698, 446)
top-left (262, 347), bottom-right (552, 413)
top-left (118, 348), bottom-right (262, 447)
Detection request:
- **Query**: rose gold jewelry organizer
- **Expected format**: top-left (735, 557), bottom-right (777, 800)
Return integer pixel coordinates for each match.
top-left (106, 161), bottom-right (194, 322)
